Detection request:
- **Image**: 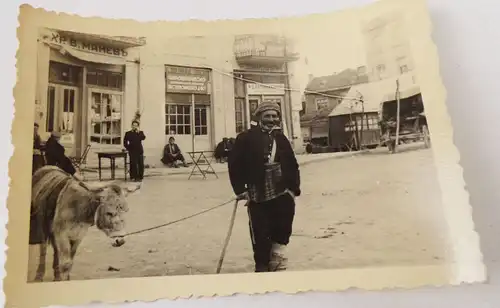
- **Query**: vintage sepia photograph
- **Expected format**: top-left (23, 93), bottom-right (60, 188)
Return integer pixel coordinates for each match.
top-left (5, 0), bottom-right (485, 306)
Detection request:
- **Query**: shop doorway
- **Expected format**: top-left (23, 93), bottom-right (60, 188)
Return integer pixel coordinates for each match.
top-left (46, 84), bottom-right (80, 157)
top-left (248, 95), bottom-right (287, 130)
top-left (248, 96), bottom-right (261, 124)
top-left (194, 105), bottom-right (211, 151)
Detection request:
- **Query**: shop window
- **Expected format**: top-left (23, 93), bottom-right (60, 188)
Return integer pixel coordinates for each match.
top-left (234, 98), bottom-right (246, 133)
top-left (48, 61), bottom-right (81, 86)
top-left (194, 107), bottom-right (208, 135)
top-left (87, 69), bottom-right (123, 90)
top-left (45, 86), bottom-right (78, 135)
top-left (345, 119), bottom-right (355, 132)
top-left (234, 75), bottom-right (247, 133)
top-left (61, 88), bottom-right (76, 134)
top-left (233, 75), bottom-right (246, 98)
top-left (165, 105), bottom-right (191, 135)
top-left (345, 114), bottom-right (379, 132)
top-left (90, 92), bottom-right (123, 145)
top-left (164, 104), bottom-right (209, 136)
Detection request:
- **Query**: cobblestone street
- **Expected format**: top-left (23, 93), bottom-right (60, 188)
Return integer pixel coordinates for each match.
top-left (27, 143), bottom-right (451, 281)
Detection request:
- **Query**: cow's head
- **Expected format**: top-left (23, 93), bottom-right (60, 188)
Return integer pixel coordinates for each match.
top-left (93, 182), bottom-right (140, 247)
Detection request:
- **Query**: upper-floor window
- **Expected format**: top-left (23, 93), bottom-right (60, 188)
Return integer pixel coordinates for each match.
top-left (86, 68), bottom-right (123, 90)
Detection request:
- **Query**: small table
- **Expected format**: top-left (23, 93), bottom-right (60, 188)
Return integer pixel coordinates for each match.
top-left (97, 151), bottom-right (128, 181)
top-left (186, 151), bottom-right (218, 180)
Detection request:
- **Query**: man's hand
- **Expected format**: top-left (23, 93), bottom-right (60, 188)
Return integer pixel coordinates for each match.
top-left (236, 191), bottom-right (249, 201)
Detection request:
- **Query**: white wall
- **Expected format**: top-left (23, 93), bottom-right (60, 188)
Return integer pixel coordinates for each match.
top-left (136, 35), bottom-right (237, 166)
top-left (287, 58), bottom-right (306, 151)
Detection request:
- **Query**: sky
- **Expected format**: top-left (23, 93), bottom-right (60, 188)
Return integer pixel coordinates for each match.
top-left (290, 13), bottom-right (368, 91)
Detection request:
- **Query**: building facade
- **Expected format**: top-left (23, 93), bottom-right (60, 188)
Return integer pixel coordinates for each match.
top-left (35, 28), bottom-right (145, 162)
top-left (300, 69), bottom-right (368, 146)
top-left (324, 12), bottom-right (421, 151)
top-left (35, 31), bottom-right (302, 167)
top-left (233, 35), bottom-right (302, 151)
top-left (361, 12), bottom-right (416, 83)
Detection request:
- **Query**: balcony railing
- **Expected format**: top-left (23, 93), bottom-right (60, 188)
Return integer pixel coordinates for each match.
top-left (233, 34), bottom-right (299, 66)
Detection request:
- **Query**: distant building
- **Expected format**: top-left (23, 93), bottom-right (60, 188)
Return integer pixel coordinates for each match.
top-left (326, 12), bottom-right (421, 151)
top-left (361, 12), bottom-right (416, 82)
top-left (300, 69), bottom-right (368, 146)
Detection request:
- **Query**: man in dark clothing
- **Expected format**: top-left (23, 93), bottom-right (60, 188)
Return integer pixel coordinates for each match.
top-left (228, 102), bottom-right (301, 273)
top-left (32, 123), bottom-right (45, 174)
top-left (161, 137), bottom-right (188, 168)
top-left (124, 120), bottom-right (146, 182)
top-left (305, 142), bottom-right (313, 154)
top-left (45, 131), bottom-right (83, 180)
top-left (214, 137), bottom-right (233, 163)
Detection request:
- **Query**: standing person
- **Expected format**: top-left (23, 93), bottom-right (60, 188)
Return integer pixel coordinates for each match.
top-left (124, 120), bottom-right (146, 182)
top-left (228, 102), bottom-right (301, 273)
top-left (45, 131), bottom-right (83, 180)
top-left (32, 123), bottom-right (45, 174)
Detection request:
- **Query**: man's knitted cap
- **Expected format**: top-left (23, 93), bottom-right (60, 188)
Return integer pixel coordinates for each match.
top-left (253, 102), bottom-right (281, 117)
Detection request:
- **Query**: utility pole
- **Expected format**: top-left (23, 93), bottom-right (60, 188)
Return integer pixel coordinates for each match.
top-left (394, 79), bottom-right (401, 153)
top-left (356, 90), bottom-right (365, 150)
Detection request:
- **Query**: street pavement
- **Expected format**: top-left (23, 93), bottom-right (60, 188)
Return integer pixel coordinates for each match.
top-left (27, 142), bottom-right (451, 281)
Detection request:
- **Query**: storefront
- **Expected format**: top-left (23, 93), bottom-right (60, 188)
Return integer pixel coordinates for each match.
top-left (247, 83), bottom-right (286, 119)
top-left (36, 28), bottom-right (145, 160)
top-left (232, 71), bottom-right (291, 138)
top-left (164, 65), bottom-right (213, 152)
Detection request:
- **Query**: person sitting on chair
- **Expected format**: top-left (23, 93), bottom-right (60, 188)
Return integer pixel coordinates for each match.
top-left (161, 137), bottom-right (188, 168)
top-left (45, 131), bottom-right (83, 181)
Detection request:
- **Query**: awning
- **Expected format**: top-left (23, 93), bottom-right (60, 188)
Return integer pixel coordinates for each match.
top-left (45, 42), bottom-right (127, 66)
top-left (61, 46), bottom-right (126, 66)
top-left (329, 73), bottom-right (420, 118)
top-left (382, 84), bottom-right (420, 102)
top-left (329, 78), bottom-right (397, 117)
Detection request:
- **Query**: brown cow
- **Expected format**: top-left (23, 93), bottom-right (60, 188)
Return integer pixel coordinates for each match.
top-left (30, 166), bottom-right (139, 282)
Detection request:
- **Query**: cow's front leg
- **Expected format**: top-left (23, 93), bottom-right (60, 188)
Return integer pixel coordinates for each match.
top-left (49, 234), bottom-right (61, 281)
top-left (34, 242), bottom-right (47, 282)
top-left (68, 239), bottom-right (82, 280)
top-left (52, 234), bottom-right (72, 281)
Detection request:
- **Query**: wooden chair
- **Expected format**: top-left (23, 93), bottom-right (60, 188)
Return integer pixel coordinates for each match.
top-left (70, 144), bottom-right (92, 175)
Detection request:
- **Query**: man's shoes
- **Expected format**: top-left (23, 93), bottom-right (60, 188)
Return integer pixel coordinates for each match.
top-left (254, 264), bottom-right (269, 273)
top-left (269, 243), bottom-right (288, 272)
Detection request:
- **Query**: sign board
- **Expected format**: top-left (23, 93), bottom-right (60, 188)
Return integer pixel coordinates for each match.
top-left (315, 97), bottom-right (329, 110)
top-left (45, 32), bottom-right (129, 57)
top-left (166, 66), bottom-right (210, 94)
top-left (246, 83), bottom-right (285, 95)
